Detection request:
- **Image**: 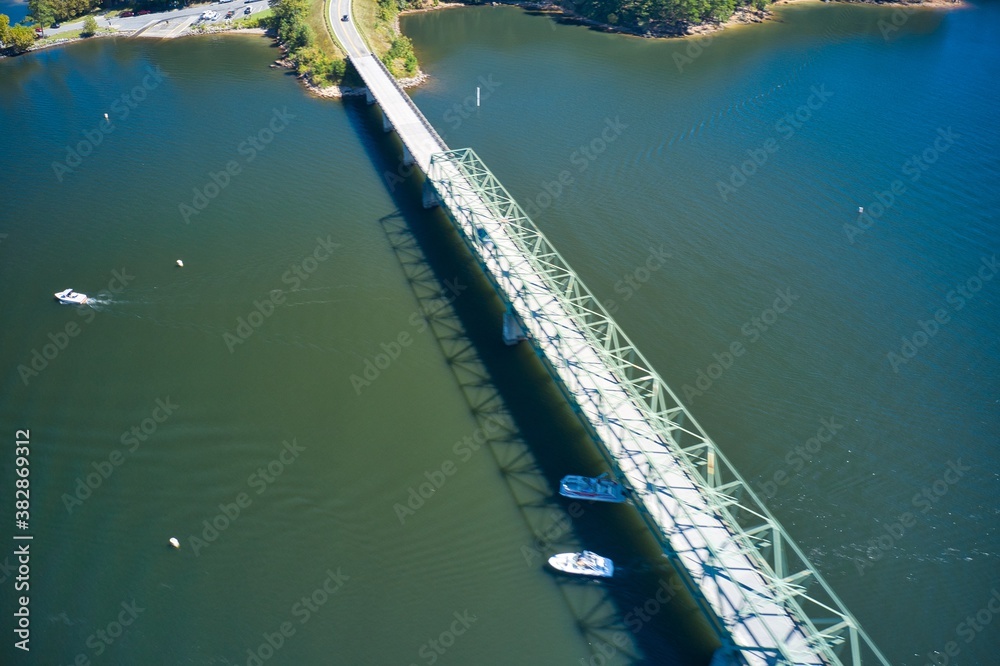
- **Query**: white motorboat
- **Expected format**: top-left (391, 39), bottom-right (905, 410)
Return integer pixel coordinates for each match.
top-left (54, 289), bottom-right (90, 305)
top-left (548, 550), bottom-right (614, 578)
top-left (559, 473), bottom-right (626, 503)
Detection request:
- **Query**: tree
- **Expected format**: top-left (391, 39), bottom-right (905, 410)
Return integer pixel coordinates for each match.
top-left (0, 14), bottom-right (11, 45)
top-left (82, 15), bottom-right (98, 35)
top-left (274, 0), bottom-right (311, 50)
top-left (27, 0), bottom-right (55, 26)
top-left (8, 25), bottom-right (37, 52)
top-left (28, 0), bottom-right (98, 23)
top-left (383, 35), bottom-right (416, 76)
top-left (709, 0), bottom-right (736, 21)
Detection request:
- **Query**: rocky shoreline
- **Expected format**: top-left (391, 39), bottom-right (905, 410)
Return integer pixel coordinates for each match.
top-left (302, 70), bottom-right (430, 98)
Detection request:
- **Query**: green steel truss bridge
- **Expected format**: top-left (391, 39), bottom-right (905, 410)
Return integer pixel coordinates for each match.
top-left (333, 15), bottom-right (893, 663)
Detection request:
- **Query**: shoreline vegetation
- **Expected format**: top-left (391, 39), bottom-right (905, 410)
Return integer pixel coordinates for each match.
top-left (1, 0), bottom-right (967, 93)
top-left (295, 0), bottom-right (426, 97)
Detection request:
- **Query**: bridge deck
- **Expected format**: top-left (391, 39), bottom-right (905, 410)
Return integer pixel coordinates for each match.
top-left (337, 16), bottom-right (888, 664)
top-left (353, 53), bottom-right (446, 172)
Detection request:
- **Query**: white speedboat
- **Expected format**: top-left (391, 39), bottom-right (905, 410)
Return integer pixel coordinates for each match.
top-left (54, 289), bottom-right (90, 305)
top-left (559, 473), bottom-right (626, 503)
top-left (548, 550), bottom-right (614, 578)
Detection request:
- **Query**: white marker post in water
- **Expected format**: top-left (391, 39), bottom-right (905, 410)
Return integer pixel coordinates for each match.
top-left (477, 87), bottom-right (480, 107)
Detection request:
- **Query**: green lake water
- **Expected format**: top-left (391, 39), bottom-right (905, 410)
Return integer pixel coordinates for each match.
top-left (1, 2), bottom-right (997, 664)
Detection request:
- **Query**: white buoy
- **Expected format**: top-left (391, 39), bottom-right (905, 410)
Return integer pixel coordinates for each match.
top-left (176, 259), bottom-right (184, 267)
top-left (104, 113), bottom-right (109, 120)
top-left (476, 87), bottom-right (480, 107)
top-left (169, 537), bottom-right (180, 549)
top-left (858, 206), bottom-right (864, 214)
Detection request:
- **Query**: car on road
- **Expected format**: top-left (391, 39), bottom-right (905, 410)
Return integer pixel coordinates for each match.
top-left (201, 9), bottom-right (217, 19)
top-left (120, 10), bottom-right (134, 16)
top-left (244, 6), bottom-right (252, 13)
top-left (136, 9), bottom-right (151, 15)
top-left (341, 14), bottom-right (348, 21)
top-left (225, 9), bottom-right (234, 18)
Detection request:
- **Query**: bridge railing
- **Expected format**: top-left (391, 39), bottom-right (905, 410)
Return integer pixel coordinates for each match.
top-left (427, 147), bottom-right (893, 666)
top-left (366, 53), bottom-right (449, 154)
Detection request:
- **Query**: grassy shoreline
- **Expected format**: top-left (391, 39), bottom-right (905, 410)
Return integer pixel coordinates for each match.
top-left (309, 0), bottom-right (343, 58)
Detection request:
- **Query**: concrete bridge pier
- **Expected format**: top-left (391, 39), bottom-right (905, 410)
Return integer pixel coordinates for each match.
top-left (402, 145), bottom-right (414, 167)
top-left (382, 113), bottom-right (393, 132)
top-left (365, 88), bottom-right (375, 105)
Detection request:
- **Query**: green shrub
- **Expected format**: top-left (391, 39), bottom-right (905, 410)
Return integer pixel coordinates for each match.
top-left (234, 12), bottom-right (273, 29)
top-left (377, 0), bottom-right (396, 22)
top-left (295, 44), bottom-right (348, 86)
top-left (382, 35), bottom-right (417, 76)
top-left (275, 0), bottom-right (313, 50)
top-left (7, 24), bottom-right (36, 52)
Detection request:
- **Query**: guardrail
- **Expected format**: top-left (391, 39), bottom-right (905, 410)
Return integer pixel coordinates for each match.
top-left (367, 52), bottom-right (449, 153)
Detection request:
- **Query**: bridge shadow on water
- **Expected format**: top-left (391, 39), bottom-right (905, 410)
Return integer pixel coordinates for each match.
top-left (342, 96), bottom-right (718, 666)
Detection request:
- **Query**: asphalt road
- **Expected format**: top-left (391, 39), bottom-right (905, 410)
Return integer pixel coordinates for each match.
top-left (42, 0), bottom-right (272, 37)
top-left (329, 0), bottom-right (367, 59)
top-left (326, 0), bottom-right (447, 172)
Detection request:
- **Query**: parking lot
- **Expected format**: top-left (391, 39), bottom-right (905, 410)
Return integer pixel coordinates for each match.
top-left (42, 0), bottom-right (272, 38)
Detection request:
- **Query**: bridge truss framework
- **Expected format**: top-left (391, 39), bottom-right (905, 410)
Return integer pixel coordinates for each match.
top-left (424, 147), bottom-right (892, 666)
